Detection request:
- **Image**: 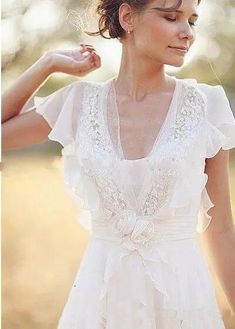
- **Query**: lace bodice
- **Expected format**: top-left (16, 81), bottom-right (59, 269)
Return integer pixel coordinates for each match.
top-left (34, 76), bottom-right (235, 247)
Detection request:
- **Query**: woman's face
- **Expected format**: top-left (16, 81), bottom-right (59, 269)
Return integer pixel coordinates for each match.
top-left (130, 0), bottom-right (199, 67)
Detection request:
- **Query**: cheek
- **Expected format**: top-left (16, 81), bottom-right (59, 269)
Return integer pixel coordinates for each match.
top-left (146, 20), bottom-right (176, 44)
top-left (186, 30), bottom-right (196, 47)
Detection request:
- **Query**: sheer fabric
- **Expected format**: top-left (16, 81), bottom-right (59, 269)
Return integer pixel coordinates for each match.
top-left (106, 77), bottom-right (179, 161)
top-left (34, 76), bottom-right (235, 329)
top-left (34, 81), bottom-right (86, 147)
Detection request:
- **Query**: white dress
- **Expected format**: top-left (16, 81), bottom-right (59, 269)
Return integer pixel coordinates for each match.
top-left (34, 76), bottom-right (235, 329)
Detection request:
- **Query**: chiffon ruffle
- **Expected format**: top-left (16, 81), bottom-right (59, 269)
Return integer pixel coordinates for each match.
top-left (197, 86), bottom-right (235, 232)
top-left (32, 78), bottom-right (234, 328)
top-left (57, 238), bottom-right (225, 329)
top-left (34, 79), bottom-right (235, 235)
top-left (34, 81), bottom-right (85, 148)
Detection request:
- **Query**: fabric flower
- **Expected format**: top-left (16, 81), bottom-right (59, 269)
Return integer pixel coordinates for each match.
top-left (111, 210), bottom-right (155, 249)
top-left (112, 210), bottom-right (137, 236)
top-left (130, 219), bottom-right (155, 244)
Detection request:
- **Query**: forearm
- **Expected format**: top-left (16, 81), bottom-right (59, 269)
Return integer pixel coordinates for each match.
top-left (2, 53), bottom-right (53, 123)
top-left (202, 225), bottom-right (235, 312)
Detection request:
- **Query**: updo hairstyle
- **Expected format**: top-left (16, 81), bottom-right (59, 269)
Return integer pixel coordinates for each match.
top-left (84, 0), bottom-right (201, 40)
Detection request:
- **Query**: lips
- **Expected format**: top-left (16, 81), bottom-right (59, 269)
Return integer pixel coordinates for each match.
top-left (169, 46), bottom-right (189, 51)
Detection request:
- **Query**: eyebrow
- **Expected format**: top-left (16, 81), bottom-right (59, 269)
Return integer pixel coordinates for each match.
top-left (153, 8), bottom-right (199, 18)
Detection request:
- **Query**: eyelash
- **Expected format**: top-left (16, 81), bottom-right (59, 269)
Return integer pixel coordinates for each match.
top-left (165, 17), bottom-right (196, 26)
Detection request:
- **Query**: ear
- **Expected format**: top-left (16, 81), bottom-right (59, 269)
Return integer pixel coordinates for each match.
top-left (119, 3), bottom-right (136, 33)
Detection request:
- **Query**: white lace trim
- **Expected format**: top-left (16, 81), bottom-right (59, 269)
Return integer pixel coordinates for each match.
top-left (62, 80), bottom-right (210, 230)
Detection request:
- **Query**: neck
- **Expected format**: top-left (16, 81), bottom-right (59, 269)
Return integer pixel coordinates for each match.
top-left (114, 45), bottom-right (173, 101)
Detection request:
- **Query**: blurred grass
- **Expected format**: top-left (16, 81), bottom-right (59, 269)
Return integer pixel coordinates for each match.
top-left (2, 149), bottom-right (235, 329)
top-left (2, 152), bottom-right (89, 329)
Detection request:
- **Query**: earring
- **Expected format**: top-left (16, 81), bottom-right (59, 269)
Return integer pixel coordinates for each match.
top-left (127, 29), bottom-right (131, 34)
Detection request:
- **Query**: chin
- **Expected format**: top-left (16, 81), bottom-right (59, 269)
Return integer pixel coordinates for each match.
top-left (164, 59), bottom-right (185, 67)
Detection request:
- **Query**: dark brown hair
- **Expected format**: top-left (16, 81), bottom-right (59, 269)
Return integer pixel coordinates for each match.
top-left (84, 0), bottom-right (201, 40)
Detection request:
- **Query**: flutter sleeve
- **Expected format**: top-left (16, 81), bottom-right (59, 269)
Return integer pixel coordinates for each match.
top-left (34, 80), bottom-right (85, 148)
top-left (34, 80), bottom-right (97, 230)
top-left (204, 85), bottom-right (235, 158)
top-left (197, 84), bottom-right (235, 233)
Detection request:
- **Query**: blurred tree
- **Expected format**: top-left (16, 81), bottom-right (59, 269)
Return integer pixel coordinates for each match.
top-left (180, 0), bottom-right (235, 90)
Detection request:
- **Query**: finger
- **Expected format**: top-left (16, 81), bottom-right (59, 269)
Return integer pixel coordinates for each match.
top-left (79, 44), bottom-right (86, 53)
top-left (72, 57), bottom-right (95, 72)
top-left (71, 59), bottom-right (99, 77)
top-left (71, 47), bottom-right (94, 61)
top-left (82, 45), bottom-right (95, 51)
top-left (92, 52), bottom-right (101, 67)
top-left (80, 43), bottom-right (95, 48)
top-left (80, 49), bottom-right (95, 58)
top-left (79, 44), bottom-right (96, 53)
top-left (83, 47), bottom-right (96, 55)
top-left (69, 47), bottom-right (91, 59)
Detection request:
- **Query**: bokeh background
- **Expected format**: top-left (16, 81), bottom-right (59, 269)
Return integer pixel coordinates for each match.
top-left (2, 0), bottom-right (235, 328)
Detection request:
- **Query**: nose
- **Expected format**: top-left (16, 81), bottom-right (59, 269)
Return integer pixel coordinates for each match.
top-left (179, 24), bottom-right (195, 41)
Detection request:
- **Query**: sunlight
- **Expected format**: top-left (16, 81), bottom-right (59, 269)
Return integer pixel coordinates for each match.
top-left (77, 0), bottom-right (214, 76)
top-left (2, 18), bottom-right (21, 55)
top-left (22, 0), bottom-right (63, 32)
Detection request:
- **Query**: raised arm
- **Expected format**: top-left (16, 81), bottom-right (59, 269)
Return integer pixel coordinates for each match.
top-left (2, 54), bottom-right (52, 124)
top-left (2, 45), bottom-right (101, 151)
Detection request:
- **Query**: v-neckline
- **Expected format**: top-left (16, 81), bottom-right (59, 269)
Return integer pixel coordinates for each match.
top-left (103, 75), bottom-right (180, 162)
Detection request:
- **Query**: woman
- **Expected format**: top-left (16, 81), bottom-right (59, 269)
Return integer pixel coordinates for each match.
top-left (2, 0), bottom-right (235, 328)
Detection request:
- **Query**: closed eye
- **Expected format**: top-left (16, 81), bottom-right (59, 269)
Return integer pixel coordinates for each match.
top-left (165, 17), bottom-right (176, 22)
top-left (164, 17), bottom-right (196, 26)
